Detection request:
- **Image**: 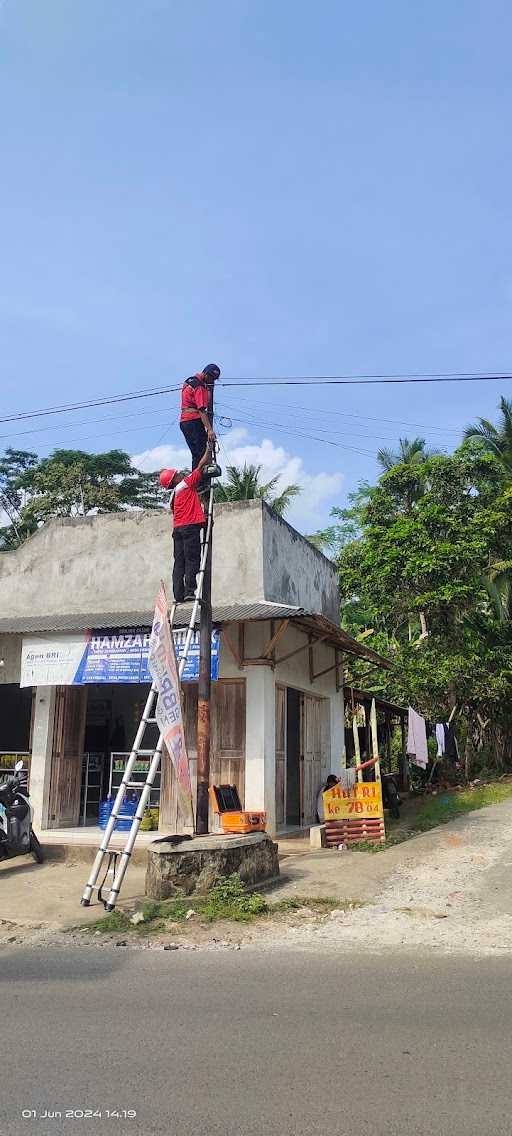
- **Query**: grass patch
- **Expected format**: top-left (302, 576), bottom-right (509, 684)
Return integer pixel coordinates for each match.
top-left (409, 782), bottom-right (512, 833)
top-left (81, 878), bottom-right (348, 936)
top-left (348, 781), bottom-right (512, 853)
top-left (200, 874), bottom-right (268, 922)
top-left (270, 896), bottom-right (339, 913)
top-left (86, 910), bottom-right (132, 934)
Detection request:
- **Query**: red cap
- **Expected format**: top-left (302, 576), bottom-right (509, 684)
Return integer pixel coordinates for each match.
top-left (160, 469), bottom-right (177, 489)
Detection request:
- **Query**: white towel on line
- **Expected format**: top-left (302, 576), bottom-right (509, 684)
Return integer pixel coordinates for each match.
top-left (407, 707), bottom-right (428, 768)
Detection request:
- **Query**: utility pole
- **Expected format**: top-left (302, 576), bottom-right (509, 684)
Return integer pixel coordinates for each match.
top-left (196, 379), bottom-right (214, 834)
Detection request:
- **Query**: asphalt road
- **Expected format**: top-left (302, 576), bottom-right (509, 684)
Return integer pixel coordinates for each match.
top-left (2, 944), bottom-right (512, 1136)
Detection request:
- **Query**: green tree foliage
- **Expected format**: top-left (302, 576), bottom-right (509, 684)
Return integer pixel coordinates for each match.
top-left (464, 396), bottom-right (512, 477)
top-left (337, 448), bottom-right (512, 760)
top-left (463, 397), bottom-right (512, 621)
top-left (376, 436), bottom-right (440, 472)
top-left (307, 482), bottom-right (373, 558)
top-left (0, 447), bottom-right (163, 549)
top-left (214, 463), bottom-right (300, 516)
top-left (0, 448), bottom-right (38, 548)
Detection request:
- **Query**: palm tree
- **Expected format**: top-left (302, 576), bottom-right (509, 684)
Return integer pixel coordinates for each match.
top-left (484, 559), bottom-right (512, 623)
top-left (465, 400), bottom-right (512, 623)
top-left (377, 436), bottom-right (440, 472)
top-left (464, 396), bottom-right (512, 477)
top-left (214, 463), bottom-right (300, 516)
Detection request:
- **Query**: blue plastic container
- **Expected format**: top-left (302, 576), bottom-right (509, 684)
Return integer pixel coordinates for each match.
top-left (98, 795), bottom-right (138, 832)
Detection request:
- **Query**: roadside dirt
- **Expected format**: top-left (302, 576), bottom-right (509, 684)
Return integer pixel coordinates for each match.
top-left (2, 800), bottom-right (512, 957)
top-left (278, 799), bottom-right (512, 956)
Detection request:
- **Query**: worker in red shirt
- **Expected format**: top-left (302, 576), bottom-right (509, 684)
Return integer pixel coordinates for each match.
top-left (160, 447), bottom-right (212, 602)
top-left (180, 363), bottom-right (220, 469)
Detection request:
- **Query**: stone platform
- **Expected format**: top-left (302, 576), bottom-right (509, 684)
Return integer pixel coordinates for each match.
top-left (145, 832), bottom-right (279, 899)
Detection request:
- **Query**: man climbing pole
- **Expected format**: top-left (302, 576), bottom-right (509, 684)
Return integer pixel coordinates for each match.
top-left (160, 446), bottom-right (212, 602)
top-left (180, 363), bottom-right (221, 469)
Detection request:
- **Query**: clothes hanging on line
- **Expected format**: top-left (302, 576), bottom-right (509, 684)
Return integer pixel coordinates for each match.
top-left (434, 722), bottom-right (460, 762)
top-left (443, 722), bottom-right (459, 762)
top-left (407, 707), bottom-right (428, 768)
top-left (435, 723), bottom-right (446, 758)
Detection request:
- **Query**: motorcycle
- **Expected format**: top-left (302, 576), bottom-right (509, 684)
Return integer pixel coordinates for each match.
top-left (0, 760), bottom-right (44, 864)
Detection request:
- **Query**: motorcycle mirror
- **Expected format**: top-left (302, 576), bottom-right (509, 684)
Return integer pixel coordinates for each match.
top-left (14, 760), bottom-right (24, 772)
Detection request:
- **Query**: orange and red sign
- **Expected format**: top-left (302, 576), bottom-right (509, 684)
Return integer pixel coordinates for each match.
top-left (323, 780), bottom-right (384, 821)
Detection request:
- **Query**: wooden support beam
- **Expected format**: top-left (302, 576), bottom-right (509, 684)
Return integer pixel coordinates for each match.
top-left (335, 649), bottom-right (342, 692)
top-left (312, 658), bottom-right (339, 681)
top-left (308, 635), bottom-right (314, 684)
top-left (262, 619), bottom-right (290, 659)
top-left (364, 703), bottom-right (371, 760)
top-left (238, 622), bottom-right (245, 666)
top-left (345, 664), bottom-right (380, 685)
top-left (222, 626), bottom-right (242, 670)
top-left (275, 632), bottom-right (330, 667)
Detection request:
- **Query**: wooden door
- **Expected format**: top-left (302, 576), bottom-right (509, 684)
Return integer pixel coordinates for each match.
top-left (211, 679), bottom-right (246, 804)
top-left (48, 686), bottom-right (88, 828)
top-left (300, 694), bottom-right (323, 826)
top-left (159, 679), bottom-right (246, 832)
top-left (275, 685), bottom-right (286, 827)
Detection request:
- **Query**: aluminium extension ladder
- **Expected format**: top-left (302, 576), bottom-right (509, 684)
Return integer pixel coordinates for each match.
top-left (81, 480), bottom-right (215, 912)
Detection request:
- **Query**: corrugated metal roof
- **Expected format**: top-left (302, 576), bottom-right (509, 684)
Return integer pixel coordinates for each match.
top-left (0, 603), bottom-right (391, 669)
top-left (0, 602), bottom-right (302, 635)
top-left (291, 613), bottom-right (392, 669)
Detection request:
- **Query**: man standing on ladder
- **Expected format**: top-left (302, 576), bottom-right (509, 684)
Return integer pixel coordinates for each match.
top-left (159, 445), bottom-right (212, 602)
top-left (180, 363), bottom-right (221, 469)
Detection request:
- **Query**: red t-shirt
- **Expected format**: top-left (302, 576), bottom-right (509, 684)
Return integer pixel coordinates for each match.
top-left (180, 375), bottom-right (209, 422)
top-left (171, 468), bottom-right (205, 528)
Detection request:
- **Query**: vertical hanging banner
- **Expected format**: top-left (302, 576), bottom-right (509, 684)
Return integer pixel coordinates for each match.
top-left (148, 585), bottom-right (193, 826)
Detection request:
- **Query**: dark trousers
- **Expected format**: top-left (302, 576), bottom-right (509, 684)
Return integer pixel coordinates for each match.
top-left (172, 523), bottom-right (202, 601)
top-left (180, 419), bottom-right (208, 469)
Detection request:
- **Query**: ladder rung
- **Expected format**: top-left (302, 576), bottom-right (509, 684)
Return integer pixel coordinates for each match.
top-left (115, 814), bottom-right (140, 821)
top-left (143, 717), bottom-right (158, 724)
top-left (124, 781), bottom-right (145, 789)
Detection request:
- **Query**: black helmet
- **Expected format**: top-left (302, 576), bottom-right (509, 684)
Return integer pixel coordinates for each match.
top-left (202, 363), bottom-right (221, 380)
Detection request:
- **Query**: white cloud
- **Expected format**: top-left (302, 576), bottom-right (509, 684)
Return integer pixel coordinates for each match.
top-left (132, 427), bottom-right (344, 533)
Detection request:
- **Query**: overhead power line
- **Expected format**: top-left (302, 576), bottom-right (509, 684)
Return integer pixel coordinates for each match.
top-left (222, 373), bottom-right (512, 387)
top-left (0, 371), bottom-right (510, 427)
top-left (0, 385), bottom-right (180, 425)
top-left (217, 392), bottom-right (463, 438)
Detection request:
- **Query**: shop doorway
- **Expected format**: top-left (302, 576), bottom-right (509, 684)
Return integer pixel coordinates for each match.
top-left (0, 684), bottom-right (33, 751)
top-left (275, 686), bottom-right (326, 829)
top-left (80, 684), bottom-right (158, 826)
top-left (0, 684), bottom-right (34, 781)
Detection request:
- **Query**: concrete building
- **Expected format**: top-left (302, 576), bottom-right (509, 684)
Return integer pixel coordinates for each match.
top-left (0, 500), bottom-right (389, 836)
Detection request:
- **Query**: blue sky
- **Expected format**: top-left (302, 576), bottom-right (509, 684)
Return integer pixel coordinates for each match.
top-left (1, 0), bottom-right (511, 530)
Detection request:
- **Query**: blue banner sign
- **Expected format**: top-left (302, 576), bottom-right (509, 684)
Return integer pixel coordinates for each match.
top-left (74, 627), bottom-right (220, 685)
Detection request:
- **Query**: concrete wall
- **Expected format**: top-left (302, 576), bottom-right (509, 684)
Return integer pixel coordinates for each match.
top-left (262, 505), bottom-right (340, 624)
top-left (0, 511), bottom-right (171, 619)
top-left (210, 501), bottom-right (264, 606)
top-left (0, 500), bottom-right (337, 621)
